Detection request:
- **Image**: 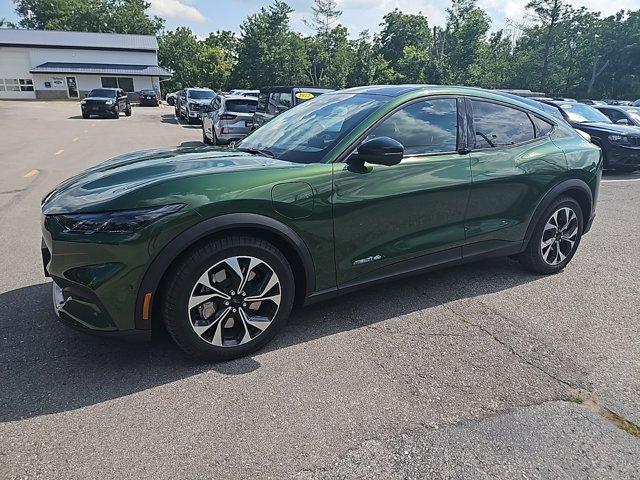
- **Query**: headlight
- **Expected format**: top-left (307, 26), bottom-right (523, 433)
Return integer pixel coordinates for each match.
top-left (105, 100), bottom-right (115, 105)
top-left (52, 204), bottom-right (184, 235)
top-left (608, 134), bottom-right (630, 144)
top-left (80, 100), bottom-right (86, 105)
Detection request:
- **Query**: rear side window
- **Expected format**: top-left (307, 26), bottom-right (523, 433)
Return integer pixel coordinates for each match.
top-left (471, 100), bottom-right (535, 148)
top-left (368, 98), bottom-right (458, 155)
top-left (532, 116), bottom-right (553, 137)
top-left (226, 99), bottom-right (258, 113)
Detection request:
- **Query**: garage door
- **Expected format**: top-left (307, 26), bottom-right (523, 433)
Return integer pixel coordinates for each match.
top-left (0, 48), bottom-right (36, 99)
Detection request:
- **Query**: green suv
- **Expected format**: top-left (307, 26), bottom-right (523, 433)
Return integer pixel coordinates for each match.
top-left (41, 85), bottom-right (602, 360)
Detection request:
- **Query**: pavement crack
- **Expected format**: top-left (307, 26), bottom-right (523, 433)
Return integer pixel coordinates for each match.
top-left (436, 299), bottom-right (575, 389)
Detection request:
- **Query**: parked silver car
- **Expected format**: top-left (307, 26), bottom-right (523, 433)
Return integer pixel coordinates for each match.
top-left (202, 95), bottom-right (258, 145)
top-left (176, 87), bottom-right (216, 124)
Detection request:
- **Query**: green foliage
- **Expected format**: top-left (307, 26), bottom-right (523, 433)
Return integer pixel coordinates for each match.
top-left (13, 0), bottom-right (164, 34)
top-left (230, 1), bottom-right (308, 88)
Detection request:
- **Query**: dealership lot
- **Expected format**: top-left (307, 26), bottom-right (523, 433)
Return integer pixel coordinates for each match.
top-left (1, 101), bottom-right (639, 478)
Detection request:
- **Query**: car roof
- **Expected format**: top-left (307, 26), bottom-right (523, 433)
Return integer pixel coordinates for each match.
top-left (92, 87), bottom-right (118, 90)
top-left (223, 95), bottom-right (257, 102)
top-left (186, 87), bottom-right (214, 91)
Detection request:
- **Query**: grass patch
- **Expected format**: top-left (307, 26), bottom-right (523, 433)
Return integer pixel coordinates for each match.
top-left (568, 393), bottom-right (584, 404)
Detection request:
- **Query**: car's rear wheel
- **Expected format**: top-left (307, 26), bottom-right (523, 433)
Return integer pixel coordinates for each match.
top-left (163, 235), bottom-right (295, 360)
top-left (125, 105), bottom-right (132, 117)
top-left (519, 196), bottom-right (583, 274)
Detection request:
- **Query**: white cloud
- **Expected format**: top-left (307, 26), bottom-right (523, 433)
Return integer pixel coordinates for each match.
top-left (148, 0), bottom-right (206, 23)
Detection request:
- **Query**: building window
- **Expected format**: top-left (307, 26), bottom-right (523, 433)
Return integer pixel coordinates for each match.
top-left (1, 78), bottom-right (33, 92)
top-left (3, 79), bottom-right (20, 91)
top-left (101, 77), bottom-right (134, 92)
top-left (19, 79), bottom-right (34, 91)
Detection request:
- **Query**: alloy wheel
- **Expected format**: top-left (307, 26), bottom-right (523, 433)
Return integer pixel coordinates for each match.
top-left (187, 256), bottom-right (281, 347)
top-left (540, 206), bottom-right (578, 265)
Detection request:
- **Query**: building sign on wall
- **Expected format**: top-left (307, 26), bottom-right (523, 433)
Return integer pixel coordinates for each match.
top-left (44, 81), bottom-right (51, 88)
top-left (52, 77), bottom-right (64, 86)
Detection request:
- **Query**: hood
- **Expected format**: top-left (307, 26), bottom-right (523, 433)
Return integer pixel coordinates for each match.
top-left (84, 96), bottom-right (116, 102)
top-left (187, 98), bottom-right (214, 104)
top-left (574, 122), bottom-right (640, 136)
top-left (42, 147), bottom-right (299, 215)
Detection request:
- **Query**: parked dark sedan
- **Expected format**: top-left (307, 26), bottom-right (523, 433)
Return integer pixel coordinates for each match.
top-left (81, 88), bottom-right (131, 119)
top-left (539, 100), bottom-right (640, 172)
top-left (595, 105), bottom-right (640, 127)
top-left (252, 86), bottom-right (334, 129)
top-left (139, 89), bottom-right (159, 106)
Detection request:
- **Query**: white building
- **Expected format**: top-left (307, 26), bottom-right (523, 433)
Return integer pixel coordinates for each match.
top-left (0, 29), bottom-right (171, 100)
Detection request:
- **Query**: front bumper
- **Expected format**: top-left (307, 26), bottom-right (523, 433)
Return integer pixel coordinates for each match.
top-left (81, 104), bottom-right (117, 116)
top-left (51, 280), bottom-right (150, 341)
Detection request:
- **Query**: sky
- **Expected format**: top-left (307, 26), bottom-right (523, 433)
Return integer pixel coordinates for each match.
top-left (2, 0), bottom-right (640, 39)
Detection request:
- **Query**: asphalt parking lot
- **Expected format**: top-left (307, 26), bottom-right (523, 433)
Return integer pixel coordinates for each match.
top-left (1, 101), bottom-right (639, 479)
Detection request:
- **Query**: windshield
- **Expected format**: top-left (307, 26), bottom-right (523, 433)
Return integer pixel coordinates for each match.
top-left (226, 99), bottom-right (257, 113)
top-left (238, 93), bottom-right (387, 164)
top-left (188, 90), bottom-right (215, 99)
top-left (557, 103), bottom-right (611, 123)
top-left (88, 89), bottom-right (116, 98)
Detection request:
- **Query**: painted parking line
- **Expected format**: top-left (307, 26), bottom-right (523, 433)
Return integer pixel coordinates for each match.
top-left (24, 169), bottom-right (39, 178)
top-left (72, 137), bottom-right (79, 142)
top-left (602, 178), bottom-right (640, 183)
top-left (54, 149), bottom-right (64, 156)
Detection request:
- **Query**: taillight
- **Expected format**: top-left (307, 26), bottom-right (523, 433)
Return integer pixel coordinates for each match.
top-left (220, 114), bottom-right (237, 120)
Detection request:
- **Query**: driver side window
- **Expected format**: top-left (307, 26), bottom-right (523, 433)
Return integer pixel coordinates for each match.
top-left (367, 99), bottom-right (458, 155)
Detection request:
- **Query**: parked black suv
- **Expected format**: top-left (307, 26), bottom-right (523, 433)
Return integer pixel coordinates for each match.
top-left (81, 88), bottom-right (131, 119)
top-left (252, 86), bottom-right (334, 129)
top-left (539, 100), bottom-right (640, 172)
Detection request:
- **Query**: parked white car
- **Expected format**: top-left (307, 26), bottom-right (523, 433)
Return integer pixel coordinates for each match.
top-left (165, 91), bottom-right (178, 106)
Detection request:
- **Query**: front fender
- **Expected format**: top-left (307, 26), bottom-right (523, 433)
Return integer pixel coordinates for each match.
top-left (134, 213), bottom-right (316, 329)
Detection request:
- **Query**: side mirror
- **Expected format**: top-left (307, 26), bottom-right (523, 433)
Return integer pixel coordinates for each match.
top-left (348, 137), bottom-right (404, 167)
top-left (616, 118), bottom-right (630, 125)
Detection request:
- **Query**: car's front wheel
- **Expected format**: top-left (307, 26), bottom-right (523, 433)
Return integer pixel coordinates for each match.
top-left (202, 127), bottom-right (212, 145)
top-left (163, 235), bottom-right (295, 360)
top-left (519, 196), bottom-right (583, 274)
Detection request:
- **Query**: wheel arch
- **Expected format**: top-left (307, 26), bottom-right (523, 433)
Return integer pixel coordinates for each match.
top-left (523, 178), bottom-right (594, 247)
top-left (135, 213), bottom-right (316, 329)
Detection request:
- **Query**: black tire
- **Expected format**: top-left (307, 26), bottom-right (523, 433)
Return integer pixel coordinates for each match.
top-left (112, 111), bottom-right (119, 119)
top-left (82, 113), bottom-right (90, 119)
top-left (202, 127), bottom-right (212, 145)
top-left (162, 235), bottom-right (295, 360)
top-left (125, 105), bottom-right (132, 117)
top-left (211, 129), bottom-right (218, 145)
top-left (519, 196), bottom-right (583, 274)
top-left (167, 98), bottom-right (175, 106)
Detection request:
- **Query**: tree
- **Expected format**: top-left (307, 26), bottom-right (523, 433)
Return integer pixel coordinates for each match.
top-left (13, 0), bottom-right (164, 35)
top-left (346, 31), bottom-right (398, 86)
top-left (376, 10), bottom-right (432, 72)
top-left (158, 27), bottom-right (201, 91)
top-left (231, 1), bottom-right (308, 88)
top-left (525, 0), bottom-right (566, 91)
top-left (306, 0), bottom-right (341, 35)
top-left (444, 0), bottom-right (490, 83)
